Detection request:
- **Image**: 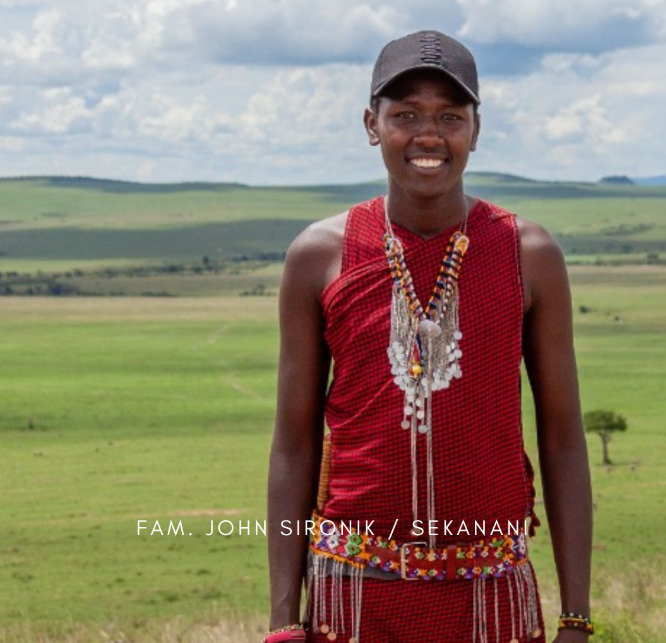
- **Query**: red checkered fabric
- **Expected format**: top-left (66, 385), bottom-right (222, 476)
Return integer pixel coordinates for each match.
top-left (305, 564), bottom-right (547, 643)
top-left (308, 195), bottom-right (547, 642)
top-left (320, 195), bottom-right (538, 541)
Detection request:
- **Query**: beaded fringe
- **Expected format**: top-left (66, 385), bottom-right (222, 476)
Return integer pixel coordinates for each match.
top-left (472, 561), bottom-right (542, 643)
top-left (304, 553), bottom-right (541, 643)
top-left (304, 550), bottom-right (364, 643)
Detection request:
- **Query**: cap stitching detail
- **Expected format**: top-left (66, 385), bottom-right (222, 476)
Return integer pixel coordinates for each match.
top-left (419, 33), bottom-right (443, 65)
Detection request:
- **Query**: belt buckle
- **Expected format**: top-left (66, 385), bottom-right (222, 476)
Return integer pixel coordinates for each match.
top-left (399, 540), bottom-right (427, 580)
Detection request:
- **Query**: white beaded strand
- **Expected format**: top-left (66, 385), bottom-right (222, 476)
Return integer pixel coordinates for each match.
top-left (304, 550), bottom-right (314, 626)
top-left (494, 578), bottom-right (500, 643)
top-left (514, 565), bottom-right (525, 641)
top-left (507, 571), bottom-right (518, 643)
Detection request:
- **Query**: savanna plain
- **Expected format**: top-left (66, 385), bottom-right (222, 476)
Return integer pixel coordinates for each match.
top-left (1, 175), bottom-right (665, 642)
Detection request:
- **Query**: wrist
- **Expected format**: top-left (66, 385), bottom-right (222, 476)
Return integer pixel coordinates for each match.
top-left (561, 589), bottom-right (590, 616)
top-left (269, 613), bottom-right (303, 632)
top-left (561, 603), bottom-right (590, 615)
top-left (269, 604), bottom-right (302, 631)
top-left (269, 618), bottom-right (302, 632)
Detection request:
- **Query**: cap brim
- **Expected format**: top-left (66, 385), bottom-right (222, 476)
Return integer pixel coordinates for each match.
top-left (373, 64), bottom-right (480, 105)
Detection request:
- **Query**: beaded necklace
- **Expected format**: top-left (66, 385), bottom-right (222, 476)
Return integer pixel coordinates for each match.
top-left (382, 195), bottom-right (471, 546)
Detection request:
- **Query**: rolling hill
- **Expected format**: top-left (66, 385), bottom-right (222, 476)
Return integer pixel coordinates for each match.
top-left (1, 172), bottom-right (665, 295)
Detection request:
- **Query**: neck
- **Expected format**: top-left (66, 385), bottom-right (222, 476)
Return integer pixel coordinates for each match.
top-left (386, 179), bottom-right (472, 239)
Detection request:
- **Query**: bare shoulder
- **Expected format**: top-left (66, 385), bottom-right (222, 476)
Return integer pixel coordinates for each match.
top-left (514, 214), bottom-right (561, 257)
top-left (514, 215), bottom-right (568, 314)
top-left (283, 210), bottom-right (348, 305)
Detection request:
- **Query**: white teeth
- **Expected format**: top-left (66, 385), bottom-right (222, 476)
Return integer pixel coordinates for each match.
top-left (410, 158), bottom-right (445, 168)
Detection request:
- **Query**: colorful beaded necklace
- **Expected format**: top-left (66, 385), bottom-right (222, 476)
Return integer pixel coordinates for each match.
top-left (382, 195), bottom-right (471, 546)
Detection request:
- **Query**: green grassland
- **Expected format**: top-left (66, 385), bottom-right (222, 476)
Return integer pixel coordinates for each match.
top-left (1, 279), bottom-right (665, 641)
top-left (1, 174), bottom-right (666, 271)
top-left (0, 175), bottom-right (665, 642)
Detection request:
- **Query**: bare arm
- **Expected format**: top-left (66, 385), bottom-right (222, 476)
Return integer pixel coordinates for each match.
top-left (267, 227), bottom-right (332, 630)
top-left (520, 220), bottom-right (593, 633)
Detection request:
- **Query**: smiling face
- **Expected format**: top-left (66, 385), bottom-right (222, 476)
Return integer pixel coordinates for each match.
top-left (364, 69), bottom-right (480, 202)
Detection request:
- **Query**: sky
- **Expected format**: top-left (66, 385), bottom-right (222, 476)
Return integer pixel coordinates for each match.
top-left (0, 0), bottom-right (665, 185)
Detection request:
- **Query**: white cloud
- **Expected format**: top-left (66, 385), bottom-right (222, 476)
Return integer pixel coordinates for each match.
top-left (160, 0), bottom-right (402, 65)
top-left (471, 43), bottom-right (666, 179)
top-left (542, 95), bottom-right (627, 146)
top-left (0, 0), bottom-right (407, 79)
top-left (0, 0), bottom-right (664, 183)
top-left (0, 135), bottom-right (25, 151)
top-left (456, 0), bottom-right (666, 50)
top-left (9, 86), bottom-right (89, 133)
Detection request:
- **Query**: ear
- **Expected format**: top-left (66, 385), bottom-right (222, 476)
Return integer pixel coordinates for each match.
top-left (470, 111), bottom-right (481, 152)
top-left (364, 107), bottom-right (380, 146)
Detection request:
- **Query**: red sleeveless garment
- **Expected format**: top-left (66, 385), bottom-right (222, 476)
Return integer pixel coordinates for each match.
top-left (320, 195), bottom-right (539, 541)
top-left (305, 195), bottom-right (547, 643)
top-left (306, 195), bottom-right (546, 643)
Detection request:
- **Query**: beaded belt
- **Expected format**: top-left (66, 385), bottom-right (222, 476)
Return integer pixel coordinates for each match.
top-left (308, 510), bottom-right (530, 581)
top-left (304, 512), bottom-right (542, 643)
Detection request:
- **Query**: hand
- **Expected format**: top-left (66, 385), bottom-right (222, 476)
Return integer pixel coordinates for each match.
top-left (551, 628), bottom-right (592, 643)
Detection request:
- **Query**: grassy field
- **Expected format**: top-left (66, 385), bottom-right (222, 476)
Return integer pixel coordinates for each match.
top-left (2, 270), bottom-right (665, 642)
top-left (0, 297), bottom-right (277, 640)
top-left (1, 174), bottom-right (666, 270)
top-left (1, 175), bottom-right (665, 642)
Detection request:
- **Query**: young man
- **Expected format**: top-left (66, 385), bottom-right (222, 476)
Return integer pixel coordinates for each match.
top-left (266, 30), bottom-right (593, 643)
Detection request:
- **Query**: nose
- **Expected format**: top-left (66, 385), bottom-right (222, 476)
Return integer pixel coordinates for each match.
top-left (413, 115), bottom-right (444, 147)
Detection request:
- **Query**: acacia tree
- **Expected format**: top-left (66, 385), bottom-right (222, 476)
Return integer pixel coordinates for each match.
top-left (583, 409), bottom-right (627, 465)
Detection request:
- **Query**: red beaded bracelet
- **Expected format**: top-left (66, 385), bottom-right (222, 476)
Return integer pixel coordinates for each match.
top-left (557, 612), bottom-right (594, 635)
top-left (263, 623), bottom-right (307, 643)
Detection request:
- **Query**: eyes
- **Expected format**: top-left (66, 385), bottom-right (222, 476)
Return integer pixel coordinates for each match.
top-left (393, 111), bottom-right (462, 123)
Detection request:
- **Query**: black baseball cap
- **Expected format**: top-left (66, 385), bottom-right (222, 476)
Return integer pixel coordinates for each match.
top-left (371, 30), bottom-right (480, 105)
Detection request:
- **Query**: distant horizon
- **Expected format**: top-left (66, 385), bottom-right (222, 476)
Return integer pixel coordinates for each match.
top-left (1, 170), bottom-right (665, 189)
